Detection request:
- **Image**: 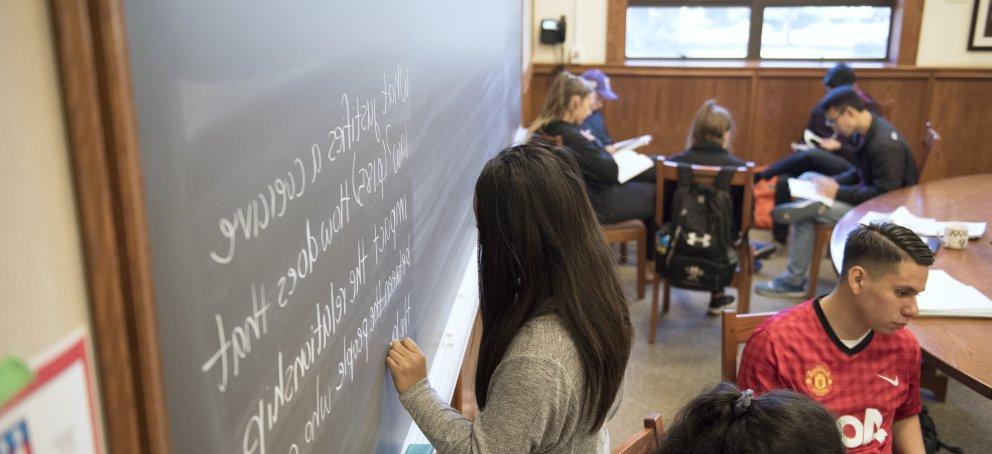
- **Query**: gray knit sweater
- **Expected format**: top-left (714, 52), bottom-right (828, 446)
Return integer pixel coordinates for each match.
top-left (399, 313), bottom-right (620, 453)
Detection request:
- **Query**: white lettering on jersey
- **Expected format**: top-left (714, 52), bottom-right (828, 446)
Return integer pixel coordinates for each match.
top-left (838, 408), bottom-right (887, 448)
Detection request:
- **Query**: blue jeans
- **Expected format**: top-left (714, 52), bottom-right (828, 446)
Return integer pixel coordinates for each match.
top-left (779, 172), bottom-right (854, 287)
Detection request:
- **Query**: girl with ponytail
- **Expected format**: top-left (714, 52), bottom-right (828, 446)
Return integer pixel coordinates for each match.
top-left (666, 99), bottom-right (748, 315)
top-left (530, 71), bottom-right (657, 256)
top-left (658, 382), bottom-right (843, 454)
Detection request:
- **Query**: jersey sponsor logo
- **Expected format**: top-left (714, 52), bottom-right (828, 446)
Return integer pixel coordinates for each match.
top-left (805, 364), bottom-right (833, 397)
top-left (837, 408), bottom-right (887, 448)
top-left (876, 373), bottom-right (899, 387)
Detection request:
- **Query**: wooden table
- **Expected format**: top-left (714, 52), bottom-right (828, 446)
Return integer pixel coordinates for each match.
top-left (831, 174), bottom-right (992, 399)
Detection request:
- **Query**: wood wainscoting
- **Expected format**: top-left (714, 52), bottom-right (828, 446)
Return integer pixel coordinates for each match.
top-left (525, 64), bottom-right (992, 182)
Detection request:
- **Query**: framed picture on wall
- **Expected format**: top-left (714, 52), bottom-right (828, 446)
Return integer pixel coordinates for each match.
top-left (970, 0), bottom-right (992, 50)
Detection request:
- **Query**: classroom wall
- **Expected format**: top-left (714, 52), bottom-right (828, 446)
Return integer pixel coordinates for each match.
top-left (525, 64), bottom-right (992, 181)
top-left (0, 0), bottom-right (100, 402)
top-left (918, 0), bottom-right (992, 67)
top-left (532, 0), bottom-right (607, 64)
top-left (532, 0), bottom-right (992, 67)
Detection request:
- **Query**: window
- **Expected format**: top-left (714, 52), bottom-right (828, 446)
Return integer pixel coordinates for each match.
top-left (626, 1), bottom-right (894, 61)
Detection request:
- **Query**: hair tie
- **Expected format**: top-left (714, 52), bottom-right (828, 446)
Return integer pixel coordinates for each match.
top-left (733, 389), bottom-right (754, 416)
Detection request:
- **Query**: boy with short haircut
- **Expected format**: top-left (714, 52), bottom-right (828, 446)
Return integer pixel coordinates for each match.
top-left (757, 86), bottom-right (918, 297)
top-left (739, 223), bottom-right (932, 453)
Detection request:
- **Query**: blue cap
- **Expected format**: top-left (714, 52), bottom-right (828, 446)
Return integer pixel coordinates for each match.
top-left (580, 69), bottom-right (618, 101)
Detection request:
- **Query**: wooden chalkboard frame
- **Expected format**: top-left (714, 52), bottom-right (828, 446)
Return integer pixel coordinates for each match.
top-left (49, 0), bottom-right (169, 452)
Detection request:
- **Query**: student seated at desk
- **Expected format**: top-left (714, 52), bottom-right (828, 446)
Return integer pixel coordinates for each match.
top-left (529, 71), bottom-right (657, 254)
top-left (665, 99), bottom-right (745, 314)
top-left (757, 86), bottom-right (917, 297)
top-left (386, 142), bottom-right (633, 453)
top-left (658, 382), bottom-right (843, 454)
top-left (739, 223), bottom-right (933, 453)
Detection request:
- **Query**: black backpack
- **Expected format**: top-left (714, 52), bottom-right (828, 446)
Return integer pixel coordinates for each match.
top-left (662, 165), bottom-right (737, 292)
top-left (920, 405), bottom-right (963, 454)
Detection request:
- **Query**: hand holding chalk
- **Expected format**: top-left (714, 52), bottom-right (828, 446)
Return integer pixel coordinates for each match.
top-left (386, 338), bottom-right (427, 394)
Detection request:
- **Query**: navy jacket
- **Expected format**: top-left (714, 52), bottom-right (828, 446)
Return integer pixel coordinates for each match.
top-left (581, 111), bottom-right (613, 147)
top-left (539, 120), bottom-right (619, 192)
top-left (833, 116), bottom-right (917, 206)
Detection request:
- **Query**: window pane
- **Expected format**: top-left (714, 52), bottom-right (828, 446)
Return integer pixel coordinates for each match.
top-left (761, 7), bottom-right (891, 59)
top-left (626, 6), bottom-right (751, 59)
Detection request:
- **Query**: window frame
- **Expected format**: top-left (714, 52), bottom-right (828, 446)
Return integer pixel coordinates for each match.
top-left (625, 0), bottom-right (897, 62)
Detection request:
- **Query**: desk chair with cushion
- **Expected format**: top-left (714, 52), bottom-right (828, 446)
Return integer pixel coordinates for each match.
top-left (649, 158), bottom-right (755, 344)
top-left (807, 121), bottom-right (943, 299)
top-left (613, 413), bottom-right (664, 454)
top-left (720, 310), bottom-right (775, 383)
top-left (538, 134), bottom-right (647, 299)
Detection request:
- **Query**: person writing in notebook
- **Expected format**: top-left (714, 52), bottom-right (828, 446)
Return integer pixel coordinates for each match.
top-left (739, 222), bottom-right (932, 453)
top-left (757, 86), bottom-right (917, 297)
top-left (386, 142), bottom-right (633, 453)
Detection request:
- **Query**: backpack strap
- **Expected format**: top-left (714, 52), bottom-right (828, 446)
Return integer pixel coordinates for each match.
top-left (676, 163), bottom-right (695, 185)
top-left (712, 167), bottom-right (736, 191)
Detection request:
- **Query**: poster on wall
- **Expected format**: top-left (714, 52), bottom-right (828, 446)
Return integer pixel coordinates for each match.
top-left (970, 0), bottom-right (992, 50)
top-left (0, 332), bottom-right (101, 454)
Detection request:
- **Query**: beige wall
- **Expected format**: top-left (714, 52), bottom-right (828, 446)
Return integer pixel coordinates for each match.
top-left (532, 0), bottom-right (607, 64)
top-left (918, 0), bottom-right (992, 66)
top-left (1, 0), bottom-right (97, 392)
top-left (531, 0), bottom-right (992, 67)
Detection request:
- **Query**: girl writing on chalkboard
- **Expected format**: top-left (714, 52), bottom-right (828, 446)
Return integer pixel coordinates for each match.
top-left (386, 141), bottom-right (633, 453)
top-left (529, 71), bottom-right (657, 257)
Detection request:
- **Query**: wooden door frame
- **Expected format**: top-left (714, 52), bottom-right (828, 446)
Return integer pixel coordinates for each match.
top-left (48, 0), bottom-right (169, 452)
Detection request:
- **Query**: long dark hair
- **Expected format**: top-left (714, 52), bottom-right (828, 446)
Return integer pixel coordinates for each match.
top-left (473, 141), bottom-right (632, 432)
top-left (659, 382), bottom-right (844, 454)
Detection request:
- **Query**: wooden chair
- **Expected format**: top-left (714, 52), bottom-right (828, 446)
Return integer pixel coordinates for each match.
top-left (538, 134), bottom-right (647, 299)
top-left (721, 310), bottom-right (775, 383)
top-left (919, 121), bottom-right (940, 182)
top-left (649, 158), bottom-right (755, 344)
top-left (806, 222), bottom-right (835, 300)
top-left (613, 412), bottom-right (664, 454)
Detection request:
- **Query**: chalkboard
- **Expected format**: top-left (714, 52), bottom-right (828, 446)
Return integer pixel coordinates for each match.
top-left (123, 2), bottom-right (520, 452)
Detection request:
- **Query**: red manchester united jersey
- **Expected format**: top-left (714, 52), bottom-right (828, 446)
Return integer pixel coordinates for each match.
top-left (738, 298), bottom-right (921, 453)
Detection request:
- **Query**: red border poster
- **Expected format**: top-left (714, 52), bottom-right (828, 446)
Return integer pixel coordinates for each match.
top-left (0, 334), bottom-right (101, 453)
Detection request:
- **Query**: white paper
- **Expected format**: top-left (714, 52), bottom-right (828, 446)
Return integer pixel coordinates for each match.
top-left (788, 178), bottom-right (835, 207)
top-left (803, 129), bottom-right (826, 147)
top-left (857, 206), bottom-right (987, 239)
top-left (917, 270), bottom-right (992, 318)
top-left (614, 149), bottom-right (655, 184)
top-left (613, 134), bottom-right (652, 151)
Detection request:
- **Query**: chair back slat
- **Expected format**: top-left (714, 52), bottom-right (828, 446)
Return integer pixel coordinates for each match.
top-left (920, 121), bottom-right (940, 180)
top-left (613, 412), bottom-right (664, 454)
top-left (654, 158), bottom-right (755, 238)
top-left (721, 310), bottom-right (775, 383)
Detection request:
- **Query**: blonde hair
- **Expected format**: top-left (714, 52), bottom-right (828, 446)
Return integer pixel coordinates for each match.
top-left (528, 71), bottom-right (594, 133)
top-left (687, 99), bottom-right (734, 149)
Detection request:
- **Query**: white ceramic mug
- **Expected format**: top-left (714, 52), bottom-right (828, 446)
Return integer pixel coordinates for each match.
top-left (941, 222), bottom-right (969, 249)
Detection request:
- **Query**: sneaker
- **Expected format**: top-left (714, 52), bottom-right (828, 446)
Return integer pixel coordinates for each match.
top-left (770, 200), bottom-right (829, 225)
top-left (756, 277), bottom-right (807, 298)
top-left (752, 241), bottom-right (777, 260)
top-left (707, 295), bottom-right (736, 315)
